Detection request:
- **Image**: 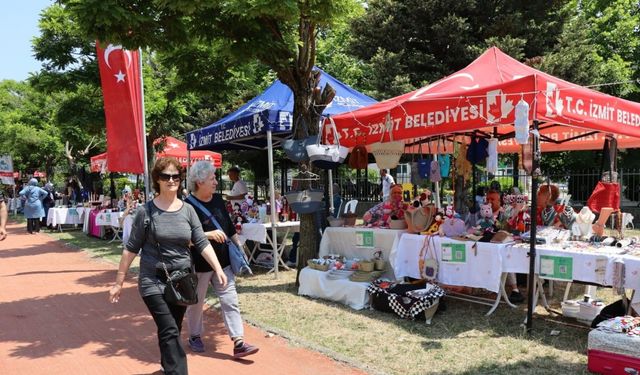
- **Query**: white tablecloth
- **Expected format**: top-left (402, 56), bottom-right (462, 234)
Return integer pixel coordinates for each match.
top-left (319, 227), bottom-right (404, 278)
top-left (392, 234), bottom-right (508, 293)
top-left (95, 211), bottom-right (124, 227)
top-left (392, 234), bottom-right (639, 305)
top-left (298, 267), bottom-right (370, 310)
top-left (46, 207), bottom-right (89, 227)
top-left (239, 221), bottom-right (300, 244)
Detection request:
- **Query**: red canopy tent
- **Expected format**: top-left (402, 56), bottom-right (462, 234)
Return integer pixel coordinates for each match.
top-left (330, 47), bottom-right (640, 152)
top-left (331, 47), bottom-right (640, 332)
top-left (90, 136), bottom-right (222, 173)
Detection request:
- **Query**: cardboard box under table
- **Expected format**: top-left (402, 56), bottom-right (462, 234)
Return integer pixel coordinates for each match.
top-left (588, 328), bottom-right (640, 374)
top-left (298, 227), bottom-right (405, 310)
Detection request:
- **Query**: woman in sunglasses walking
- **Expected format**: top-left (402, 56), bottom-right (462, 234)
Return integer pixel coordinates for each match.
top-left (109, 157), bottom-right (227, 375)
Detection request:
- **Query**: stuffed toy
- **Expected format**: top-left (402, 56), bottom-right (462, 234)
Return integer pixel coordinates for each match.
top-left (477, 203), bottom-right (495, 231)
top-left (423, 211), bottom-right (444, 235)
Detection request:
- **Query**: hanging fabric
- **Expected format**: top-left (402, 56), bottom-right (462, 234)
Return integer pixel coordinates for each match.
top-left (410, 140), bottom-right (425, 185)
top-left (429, 139), bottom-right (441, 183)
top-left (438, 137), bottom-right (451, 178)
top-left (417, 141), bottom-right (432, 178)
top-left (514, 98), bottom-right (530, 145)
top-left (486, 137), bottom-right (499, 174)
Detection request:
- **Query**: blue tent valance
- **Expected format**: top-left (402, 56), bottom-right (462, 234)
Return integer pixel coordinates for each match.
top-left (186, 68), bottom-right (377, 151)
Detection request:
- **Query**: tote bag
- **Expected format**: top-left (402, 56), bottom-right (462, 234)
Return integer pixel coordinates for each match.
top-left (370, 113), bottom-right (405, 169)
top-left (348, 142), bottom-right (369, 169)
top-left (306, 117), bottom-right (349, 170)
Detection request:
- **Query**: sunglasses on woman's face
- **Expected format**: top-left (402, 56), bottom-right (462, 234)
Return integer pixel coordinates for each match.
top-left (158, 173), bottom-right (181, 182)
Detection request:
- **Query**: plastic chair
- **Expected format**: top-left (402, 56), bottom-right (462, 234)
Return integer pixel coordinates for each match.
top-left (343, 200), bottom-right (358, 216)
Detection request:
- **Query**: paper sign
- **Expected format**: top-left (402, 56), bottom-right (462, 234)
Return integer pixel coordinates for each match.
top-left (539, 255), bottom-right (573, 281)
top-left (441, 243), bottom-right (466, 263)
top-left (355, 231), bottom-right (375, 247)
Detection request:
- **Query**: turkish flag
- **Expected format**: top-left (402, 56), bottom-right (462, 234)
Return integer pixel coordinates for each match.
top-left (96, 42), bottom-right (145, 174)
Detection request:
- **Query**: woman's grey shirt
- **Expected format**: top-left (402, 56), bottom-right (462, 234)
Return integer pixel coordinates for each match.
top-left (125, 201), bottom-right (209, 297)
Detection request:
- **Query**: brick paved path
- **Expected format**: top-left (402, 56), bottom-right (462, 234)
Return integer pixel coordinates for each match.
top-left (0, 221), bottom-right (365, 375)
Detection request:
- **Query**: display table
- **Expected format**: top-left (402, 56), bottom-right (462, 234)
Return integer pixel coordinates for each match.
top-left (297, 227), bottom-right (405, 310)
top-left (319, 227), bottom-right (405, 279)
top-left (46, 207), bottom-right (89, 231)
top-left (298, 267), bottom-right (371, 310)
top-left (391, 234), bottom-right (522, 315)
top-left (95, 210), bottom-right (125, 243)
top-left (239, 221), bottom-right (300, 273)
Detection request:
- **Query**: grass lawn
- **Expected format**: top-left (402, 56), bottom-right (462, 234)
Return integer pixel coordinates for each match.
top-left (35, 217), bottom-right (633, 375)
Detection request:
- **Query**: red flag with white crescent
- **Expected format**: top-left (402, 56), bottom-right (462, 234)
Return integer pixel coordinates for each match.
top-left (96, 42), bottom-right (145, 174)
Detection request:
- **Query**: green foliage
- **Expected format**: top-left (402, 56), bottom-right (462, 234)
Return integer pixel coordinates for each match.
top-left (348, 0), bottom-right (569, 98)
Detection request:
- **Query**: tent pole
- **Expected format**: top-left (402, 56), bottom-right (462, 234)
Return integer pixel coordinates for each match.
top-left (328, 169), bottom-right (334, 214)
top-left (526, 120), bottom-right (540, 333)
top-left (433, 153), bottom-right (441, 209)
top-left (267, 129), bottom-right (279, 278)
top-left (186, 150), bottom-right (191, 193)
top-left (138, 48), bottom-right (151, 201)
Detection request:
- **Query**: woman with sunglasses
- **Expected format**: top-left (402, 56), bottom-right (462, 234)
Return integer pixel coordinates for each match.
top-left (109, 157), bottom-right (227, 375)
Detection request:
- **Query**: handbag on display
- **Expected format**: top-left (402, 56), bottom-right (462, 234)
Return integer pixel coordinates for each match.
top-left (348, 134), bottom-right (369, 169)
top-left (306, 117), bottom-right (348, 170)
top-left (285, 189), bottom-right (324, 214)
top-left (420, 236), bottom-right (438, 282)
top-left (185, 196), bottom-right (253, 276)
top-left (410, 142), bottom-right (425, 185)
top-left (405, 204), bottom-right (436, 233)
top-left (145, 202), bottom-right (199, 306)
top-left (370, 113), bottom-right (405, 169)
top-left (282, 118), bottom-right (318, 162)
top-left (417, 141), bottom-right (432, 179)
top-left (587, 181), bottom-right (620, 213)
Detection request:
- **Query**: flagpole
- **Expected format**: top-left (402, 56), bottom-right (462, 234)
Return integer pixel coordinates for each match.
top-left (138, 48), bottom-right (151, 201)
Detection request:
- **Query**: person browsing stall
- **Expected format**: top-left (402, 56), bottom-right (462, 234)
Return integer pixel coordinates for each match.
top-left (380, 169), bottom-right (395, 201)
top-left (184, 161), bottom-right (259, 358)
top-left (109, 157), bottom-right (227, 375)
top-left (19, 178), bottom-right (48, 234)
top-left (225, 166), bottom-right (248, 207)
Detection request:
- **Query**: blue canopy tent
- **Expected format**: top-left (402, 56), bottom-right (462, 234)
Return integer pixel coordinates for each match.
top-left (185, 68), bottom-right (377, 277)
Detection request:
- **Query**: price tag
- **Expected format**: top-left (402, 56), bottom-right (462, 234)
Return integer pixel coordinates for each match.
top-left (539, 255), bottom-right (573, 281)
top-left (355, 231), bottom-right (375, 247)
top-left (441, 243), bottom-right (466, 263)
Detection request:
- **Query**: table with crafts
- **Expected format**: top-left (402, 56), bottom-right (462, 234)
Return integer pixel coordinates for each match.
top-left (298, 227), bottom-right (405, 310)
top-left (392, 233), bottom-right (640, 316)
top-left (94, 210), bottom-right (126, 243)
top-left (238, 221), bottom-right (300, 273)
top-left (46, 207), bottom-right (90, 232)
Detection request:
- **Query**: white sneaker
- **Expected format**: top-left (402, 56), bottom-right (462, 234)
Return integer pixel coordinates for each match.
top-left (286, 261), bottom-right (297, 268)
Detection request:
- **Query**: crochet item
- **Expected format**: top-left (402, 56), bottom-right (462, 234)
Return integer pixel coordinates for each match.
top-left (514, 99), bottom-right (530, 144)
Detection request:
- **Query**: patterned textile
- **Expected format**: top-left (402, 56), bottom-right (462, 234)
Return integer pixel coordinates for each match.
top-left (367, 280), bottom-right (445, 320)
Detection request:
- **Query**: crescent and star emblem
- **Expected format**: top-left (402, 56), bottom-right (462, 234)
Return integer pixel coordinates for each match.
top-left (103, 44), bottom-right (133, 83)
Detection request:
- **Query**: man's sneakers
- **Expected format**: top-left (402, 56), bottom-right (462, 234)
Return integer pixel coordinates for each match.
top-left (233, 342), bottom-right (259, 358)
top-left (188, 336), bottom-right (205, 352)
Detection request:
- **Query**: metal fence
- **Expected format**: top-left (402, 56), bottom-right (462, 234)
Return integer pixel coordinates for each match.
top-left (220, 168), bottom-right (640, 208)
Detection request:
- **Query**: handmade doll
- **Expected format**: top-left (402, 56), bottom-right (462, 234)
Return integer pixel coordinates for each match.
top-left (476, 203), bottom-right (495, 231)
top-left (506, 195), bottom-right (529, 234)
top-left (439, 205), bottom-right (466, 237)
top-left (424, 212), bottom-right (443, 235)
